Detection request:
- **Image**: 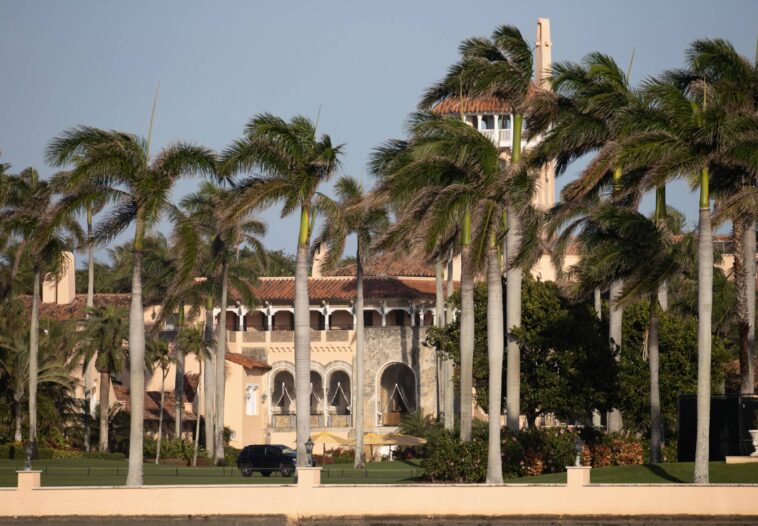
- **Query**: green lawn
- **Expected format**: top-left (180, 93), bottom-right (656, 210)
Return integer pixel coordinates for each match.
top-left (2, 459), bottom-right (756, 487)
top-left (0, 458), bottom-right (422, 487)
top-left (509, 462), bottom-right (758, 484)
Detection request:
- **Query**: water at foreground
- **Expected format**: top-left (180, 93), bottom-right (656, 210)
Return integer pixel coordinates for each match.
top-left (1, 517), bottom-right (757, 526)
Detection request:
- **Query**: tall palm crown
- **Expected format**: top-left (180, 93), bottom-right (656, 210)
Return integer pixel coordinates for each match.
top-left (223, 113), bottom-right (343, 467)
top-left (419, 25), bottom-right (533, 118)
top-left (45, 126), bottom-right (216, 485)
top-left (224, 113), bottom-right (344, 240)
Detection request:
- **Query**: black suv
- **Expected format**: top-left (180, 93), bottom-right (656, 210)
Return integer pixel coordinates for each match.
top-left (236, 444), bottom-right (296, 477)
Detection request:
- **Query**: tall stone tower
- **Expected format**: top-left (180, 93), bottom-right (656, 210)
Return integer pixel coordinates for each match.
top-left (533, 17), bottom-right (555, 210)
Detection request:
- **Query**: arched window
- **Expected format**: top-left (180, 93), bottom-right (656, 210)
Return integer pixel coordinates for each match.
top-left (378, 363), bottom-right (416, 426)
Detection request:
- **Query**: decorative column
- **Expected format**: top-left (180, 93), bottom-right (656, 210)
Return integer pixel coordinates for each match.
top-left (410, 303), bottom-right (416, 327)
top-left (323, 302), bottom-right (330, 330)
top-left (265, 303), bottom-right (273, 331)
top-left (381, 301), bottom-right (387, 327)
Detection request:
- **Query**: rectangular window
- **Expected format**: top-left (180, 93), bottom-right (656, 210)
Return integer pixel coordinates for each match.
top-left (245, 384), bottom-right (258, 416)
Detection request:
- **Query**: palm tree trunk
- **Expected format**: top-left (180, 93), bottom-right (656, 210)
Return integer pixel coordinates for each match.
top-left (175, 305), bottom-right (185, 439)
top-left (656, 186), bottom-right (669, 312)
top-left (486, 243), bottom-right (504, 483)
top-left (29, 263), bottom-right (40, 454)
top-left (353, 240), bottom-right (365, 469)
top-left (608, 281), bottom-right (624, 433)
top-left (459, 207), bottom-right (474, 442)
top-left (734, 220), bottom-right (753, 395)
top-left (126, 211), bottom-right (146, 487)
top-left (156, 370), bottom-right (166, 464)
top-left (294, 207), bottom-right (312, 466)
top-left (99, 371), bottom-right (110, 452)
top-left (694, 169), bottom-right (713, 484)
top-left (84, 205), bottom-right (95, 452)
top-left (14, 399), bottom-right (23, 442)
top-left (203, 299), bottom-right (215, 454)
top-left (505, 209), bottom-right (523, 432)
top-left (744, 220), bottom-right (756, 394)
top-left (594, 288), bottom-right (602, 320)
top-left (434, 260), bottom-right (445, 423)
top-left (648, 296), bottom-right (662, 463)
top-left (444, 256), bottom-right (455, 431)
top-left (214, 259), bottom-right (229, 465)
top-left (193, 357), bottom-right (203, 467)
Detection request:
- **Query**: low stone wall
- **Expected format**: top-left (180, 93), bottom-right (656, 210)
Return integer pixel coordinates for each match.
top-left (2, 468), bottom-right (757, 520)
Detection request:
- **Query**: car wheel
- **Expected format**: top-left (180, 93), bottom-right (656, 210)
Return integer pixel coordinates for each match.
top-left (260, 469), bottom-right (272, 477)
top-left (239, 462), bottom-right (254, 477)
top-left (279, 463), bottom-right (295, 477)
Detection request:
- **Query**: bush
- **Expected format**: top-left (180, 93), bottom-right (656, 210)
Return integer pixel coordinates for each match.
top-left (83, 451), bottom-right (125, 460)
top-left (143, 437), bottom-right (207, 465)
top-left (515, 427), bottom-right (578, 476)
top-left (0, 443), bottom-right (24, 460)
top-left (422, 429), bottom-right (487, 483)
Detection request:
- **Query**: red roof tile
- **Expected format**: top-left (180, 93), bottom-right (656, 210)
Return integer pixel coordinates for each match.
top-left (431, 84), bottom-right (538, 115)
top-left (113, 384), bottom-right (197, 422)
top-left (325, 252), bottom-right (434, 278)
top-left (225, 353), bottom-right (271, 370)
top-left (21, 294), bottom-right (131, 321)
top-left (247, 277), bottom-right (443, 302)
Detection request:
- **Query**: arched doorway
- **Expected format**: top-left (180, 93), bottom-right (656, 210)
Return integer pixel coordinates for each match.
top-left (271, 370), bottom-right (295, 428)
top-left (327, 370), bottom-right (351, 427)
top-left (378, 362), bottom-right (416, 426)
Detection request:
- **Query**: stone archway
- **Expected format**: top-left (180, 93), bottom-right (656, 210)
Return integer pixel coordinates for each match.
top-left (377, 362), bottom-right (416, 427)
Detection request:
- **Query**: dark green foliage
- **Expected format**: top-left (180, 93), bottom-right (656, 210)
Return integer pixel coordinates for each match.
top-left (143, 437), bottom-right (209, 464)
top-left (427, 275), bottom-right (618, 426)
top-left (262, 249), bottom-right (296, 277)
top-left (617, 303), bottom-right (731, 436)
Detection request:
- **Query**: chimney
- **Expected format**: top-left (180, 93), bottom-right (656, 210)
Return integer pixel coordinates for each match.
top-left (42, 251), bottom-right (76, 305)
top-left (311, 245), bottom-right (325, 278)
top-left (535, 18), bottom-right (552, 89)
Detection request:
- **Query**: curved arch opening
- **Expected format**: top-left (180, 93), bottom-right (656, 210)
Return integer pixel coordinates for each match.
top-left (378, 362), bottom-right (416, 426)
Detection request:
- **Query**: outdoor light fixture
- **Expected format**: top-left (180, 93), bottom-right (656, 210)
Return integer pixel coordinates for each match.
top-left (305, 437), bottom-right (314, 467)
top-left (24, 441), bottom-right (33, 471)
top-left (574, 436), bottom-right (584, 467)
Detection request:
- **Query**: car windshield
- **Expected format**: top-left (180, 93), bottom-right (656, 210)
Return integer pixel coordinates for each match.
top-left (281, 447), bottom-right (296, 456)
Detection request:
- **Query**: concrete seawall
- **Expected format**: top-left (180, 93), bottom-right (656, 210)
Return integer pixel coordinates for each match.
top-left (2, 467), bottom-right (757, 521)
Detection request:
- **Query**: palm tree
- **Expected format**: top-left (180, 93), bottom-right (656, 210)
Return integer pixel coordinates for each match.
top-left (80, 305), bottom-right (128, 452)
top-left (569, 203), bottom-right (692, 463)
top-left (372, 113), bottom-right (506, 466)
top-left (53, 170), bottom-right (118, 451)
top-left (178, 325), bottom-right (211, 467)
top-left (223, 113), bottom-right (343, 467)
top-left (46, 127), bottom-right (216, 485)
top-left (312, 175), bottom-right (389, 468)
top-left (420, 24), bottom-right (535, 432)
top-left (146, 337), bottom-right (171, 463)
top-left (178, 180), bottom-right (267, 464)
top-left (527, 51), bottom-right (645, 433)
top-left (687, 39), bottom-right (758, 395)
top-left (614, 68), bottom-right (758, 482)
top-left (0, 167), bottom-right (82, 452)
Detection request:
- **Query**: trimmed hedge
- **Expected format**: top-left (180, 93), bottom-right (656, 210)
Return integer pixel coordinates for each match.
top-left (0, 443), bottom-right (125, 461)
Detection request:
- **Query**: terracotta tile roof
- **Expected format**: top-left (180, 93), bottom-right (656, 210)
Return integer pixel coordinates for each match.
top-left (225, 352), bottom-right (271, 370)
top-left (183, 373), bottom-right (200, 403)
top-left (431, 84), bottom-right (537, 115)
top-left (247, 277), bottom-right (444, 302)
top-left (113, 384), bottom-right (197, 422)
top-left (325, 252), bottom-right (435, 278)
top-left (21, 293), bottom-right (131, 321)
top-left (432, 96), bottom-right (513, 115)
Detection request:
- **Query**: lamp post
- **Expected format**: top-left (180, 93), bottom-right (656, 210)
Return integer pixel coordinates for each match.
top-left (574, 436), bottom-right (584, 467)
top-left (24, 441), bottom-right (33, 471)
top-left (305, 437), bottom-right (314, 467)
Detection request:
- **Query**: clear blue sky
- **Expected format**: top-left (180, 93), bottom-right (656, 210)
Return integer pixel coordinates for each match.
top-left (1, 0), bottom-right (756, 264)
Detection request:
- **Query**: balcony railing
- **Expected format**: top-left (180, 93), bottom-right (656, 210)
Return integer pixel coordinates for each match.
top-left (270, 413), bottom-right (326, 428)
top-left (479, 128), bottom-right (512, 148)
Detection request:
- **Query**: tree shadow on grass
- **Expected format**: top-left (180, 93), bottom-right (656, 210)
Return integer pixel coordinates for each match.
top-left (642, 464), bottom-right (687, 483)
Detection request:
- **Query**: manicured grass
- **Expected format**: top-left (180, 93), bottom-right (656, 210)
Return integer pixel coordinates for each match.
top-left (509, 462), bottom-right (758, 484)
top-left (2, 458), bottom-right (755, 486)
top-left (0, 458), bottom-right (422, 487)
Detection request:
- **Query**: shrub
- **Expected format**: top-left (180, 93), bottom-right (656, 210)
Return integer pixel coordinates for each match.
top-left (515, 427), bottom-right (579, 475)
top-left (422, 429), bottom-right (487, 483)
top-left (143, 437), bottom-right (207, 465)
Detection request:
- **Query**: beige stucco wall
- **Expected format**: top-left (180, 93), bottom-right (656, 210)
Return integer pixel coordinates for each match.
top-left (5, 468), bottom-right (758, 519)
